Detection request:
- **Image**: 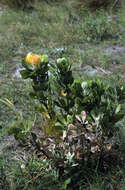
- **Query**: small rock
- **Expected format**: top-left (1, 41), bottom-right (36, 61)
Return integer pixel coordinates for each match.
top-left (105, 46), bottom-right (125, 55)
top-left (13, 67), bottom-right (24, 79)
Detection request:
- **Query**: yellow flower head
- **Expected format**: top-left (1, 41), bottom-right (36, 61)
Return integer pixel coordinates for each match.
top-left (61, 90), bottom-right (67, 97)
top-left (43, 112), bottom-right (50, 119)
top-left (25, 53), bottom-right (41, 66)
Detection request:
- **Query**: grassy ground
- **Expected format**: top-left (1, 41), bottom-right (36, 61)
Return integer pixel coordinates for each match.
top-left (0, 1), bottom-right (125, 189)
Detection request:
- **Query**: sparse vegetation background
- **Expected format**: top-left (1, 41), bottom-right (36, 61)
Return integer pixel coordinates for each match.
top-left (0, 0), bottom-right (125, 190)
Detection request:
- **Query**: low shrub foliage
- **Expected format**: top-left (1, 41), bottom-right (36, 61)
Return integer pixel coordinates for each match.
top-left (79, 0), bottom-right (121, 10)
top-left (7, 52), bottom-right (125, 189)
top-left (1, 0), bottom-right (35, 9)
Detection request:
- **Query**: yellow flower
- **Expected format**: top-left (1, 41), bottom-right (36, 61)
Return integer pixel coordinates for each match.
top-left (25, 53), bottom-right (41, 66)
top-left (43, 112), bottom-right (50, 119)
top-left (61, 90), bottom-right (67, 97)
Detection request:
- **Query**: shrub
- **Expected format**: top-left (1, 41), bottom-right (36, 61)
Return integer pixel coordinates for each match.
top-left (79, 0), bottom-right (120, 10)
top-left (8, 52), bottom-right (125, 189)
top-left (1, 0), bottom-right (35, 9)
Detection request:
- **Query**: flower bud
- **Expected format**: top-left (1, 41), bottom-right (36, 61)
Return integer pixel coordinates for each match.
top-left (56, 57), bottom-right (70, 72)
top-left (40, 54), bottom-right (49, 63)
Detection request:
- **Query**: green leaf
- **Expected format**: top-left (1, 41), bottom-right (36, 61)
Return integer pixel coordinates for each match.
top-left (36, 104), bottom-right (48, 113)
top-left (22, 59), bottom-right (34, 70)
top-left (62, 178), bottom-right (71, 190)
top-left (20, 70), bottom-right (31, 79)
top-left (115, 104), bottom-right (121, 114)
top-left (55, 122), bottom-right (64, 128)
top-left (87, 36), bottom-right (91, 41)
top-left (56, 114), bottom-right (66, 124)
